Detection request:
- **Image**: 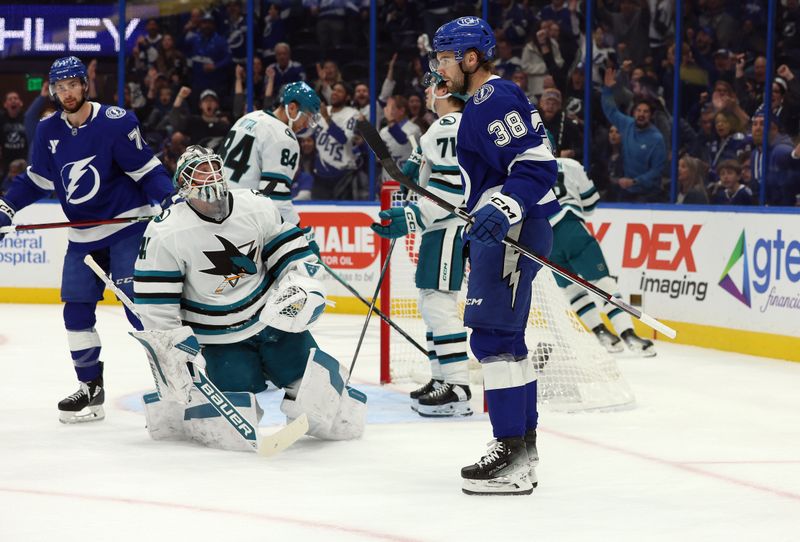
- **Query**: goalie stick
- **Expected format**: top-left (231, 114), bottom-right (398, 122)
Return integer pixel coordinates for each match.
top-left (82, 254), bottom-right (308, 457)
top-left (0, 215), bottom-right (155, 235)
top-left (318, 259), bottom-right (427, 356)
top-left (356, 119), bottom-right (677, 339)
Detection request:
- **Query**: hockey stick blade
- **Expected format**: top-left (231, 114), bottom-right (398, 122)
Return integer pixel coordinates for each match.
top-left (356, 119), bottom-right (677, 340)
top-left (257, 413), bottom-right (309, 457)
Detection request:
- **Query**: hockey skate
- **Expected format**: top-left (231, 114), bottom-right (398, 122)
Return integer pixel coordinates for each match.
top-left (524, 429), bottom-right (539, 488)
top-left (592, 323), bottom-right (624, 353)
top-left (416, 382), bottom-right (473, 417)
top-left (58, 376), bottom-right (105, 423)
top-left (409, 379), bottom-right (442, 412)
top-left (621, 329), bottom-right (657, 357)
top-left (462, 437), bottom-right (533, 495)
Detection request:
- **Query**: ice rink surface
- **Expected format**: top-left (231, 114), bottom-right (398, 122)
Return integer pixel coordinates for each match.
top-left (1, 303), bottom-right (799, 542)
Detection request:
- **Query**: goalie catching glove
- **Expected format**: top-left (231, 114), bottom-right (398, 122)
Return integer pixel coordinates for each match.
top-left (370, 204), bottom-right (424, 239)
top-left (260, 262), bottom-right (328, 333)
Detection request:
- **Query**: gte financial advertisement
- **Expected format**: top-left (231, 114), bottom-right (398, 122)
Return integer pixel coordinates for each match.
top-left (586, 207), bottom-right (800, 338)
top-left (1, 203), bottom-right (799, 340)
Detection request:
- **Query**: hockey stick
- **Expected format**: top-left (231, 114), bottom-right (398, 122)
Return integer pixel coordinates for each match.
top-left (82, 254), bottom-right (308, 456)
top-left (0, 215), bottom-right (155, 235)
top-left (347, 235), bottom-right (398, 381)
top-left (356, 119), bottom-right (677, 339)
top-left (318, 259), bottom-right (428, 356)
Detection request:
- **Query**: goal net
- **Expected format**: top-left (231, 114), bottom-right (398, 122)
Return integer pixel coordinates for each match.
top-left (378, 182), bottom-right (635, 412)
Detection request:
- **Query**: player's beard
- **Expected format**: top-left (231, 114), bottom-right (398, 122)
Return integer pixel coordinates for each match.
top-left (61, 94), bottom-right (87, 114)
top-left (448, 71), bottom-right (469, 98)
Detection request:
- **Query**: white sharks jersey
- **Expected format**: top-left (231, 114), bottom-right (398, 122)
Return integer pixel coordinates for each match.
top-left (417, 112), bottom-right (464, 233)
top-left (221, 110), bottom-right (301, 224)
top-left (379, 119), bottom-right (422, 181)
top-left (548, 157), bottom-right (600, 226)
top-left (313, 105), bottom-right (359, 175)
top-left (133, 189), bottom-right (317, 344)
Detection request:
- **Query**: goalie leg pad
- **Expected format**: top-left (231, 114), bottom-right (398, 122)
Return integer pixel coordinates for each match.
top-left (183, 389), bottom-right (263, 452)
top-left (142, 388), bottom-right (263, 451)
top-left (280, 387), bottom-right (366, 441)
top-left (143, 391), bottom-right (188, 441)
top-left (281, 348), bottom-right (367, 440)
top-left (129, 326), bottom-right (202, 404)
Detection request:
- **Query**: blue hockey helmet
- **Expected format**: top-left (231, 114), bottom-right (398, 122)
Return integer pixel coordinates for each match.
top-left (432, 16), bottom-right (496, 64)
top-left (49, 56), bottom-right (88, 98)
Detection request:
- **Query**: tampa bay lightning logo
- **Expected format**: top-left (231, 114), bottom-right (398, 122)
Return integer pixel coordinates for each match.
top-left (61, 156), bottom-right (100, 204)
top-left (457, 17), bottom-right (480, 26)
top-left (105, 106), bottom-right (126, 119)
top-left (473, 84), bottom-right (494, 105)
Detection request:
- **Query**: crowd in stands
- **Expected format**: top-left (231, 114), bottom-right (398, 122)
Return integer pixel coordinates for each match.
top-left (3, 0), bottom-right (800, 207)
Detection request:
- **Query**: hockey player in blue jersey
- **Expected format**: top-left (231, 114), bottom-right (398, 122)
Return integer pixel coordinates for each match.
top-left (0, 56), bottom-right (174, 424)
top-left (431, 16), bottom-right (560, 495)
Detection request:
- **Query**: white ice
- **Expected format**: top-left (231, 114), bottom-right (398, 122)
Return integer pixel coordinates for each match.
top-left (1, 304), bottom-right (799, 542)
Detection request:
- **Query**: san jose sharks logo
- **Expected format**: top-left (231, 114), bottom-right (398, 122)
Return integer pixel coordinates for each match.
top-left (200, 235), bottom-right (258, 293)
top-left (61, 156), bottom-right (100, 204)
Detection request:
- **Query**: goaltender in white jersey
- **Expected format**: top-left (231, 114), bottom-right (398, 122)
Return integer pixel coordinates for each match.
top-left (133, 146), bottom-right (366, 452)
top-left (221, 81), bottom-right (321, 224)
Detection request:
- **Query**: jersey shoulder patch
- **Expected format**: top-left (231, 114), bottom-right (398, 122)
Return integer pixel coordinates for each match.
top-left (472, 84), bottom-right (495, 105)
top-left (105, 106), bottom-right (127, 120)
top-left (439, 115), bottom-right (457, 126)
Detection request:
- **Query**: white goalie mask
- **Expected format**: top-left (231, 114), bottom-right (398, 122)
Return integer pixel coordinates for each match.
top-left (174, 145), bottom-right (230, 221)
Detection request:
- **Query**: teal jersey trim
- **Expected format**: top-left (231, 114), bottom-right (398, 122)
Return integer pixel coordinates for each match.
top-left (134, 297), bottom-right (180, 305)
top-left (134, 270), bottom-right (184, 278)
top-left (190, 313), bottom-right (263, 335)
top-left (181, 275), bottom-right (271, 313)
top-left (428, 178), bottom-right (464, 195)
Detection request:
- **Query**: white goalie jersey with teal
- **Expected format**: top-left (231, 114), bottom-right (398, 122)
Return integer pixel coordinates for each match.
top-left (133, 189), bottom-right (318, 344)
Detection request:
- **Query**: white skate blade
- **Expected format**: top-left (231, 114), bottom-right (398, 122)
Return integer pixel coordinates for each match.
top-left (462, 472), bottom-right (533, 496)
top-left (257, 413), bottom-right (309, 457)
top-left (416, 400), bottom-right (473, 418)
top-left (58, 405), bottom-right (105, 424)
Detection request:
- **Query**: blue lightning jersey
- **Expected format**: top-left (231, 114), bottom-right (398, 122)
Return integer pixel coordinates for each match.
top-left (456, 76), bottom-right (559, 217)
top-left (4, 102), bottom-right (173, 251)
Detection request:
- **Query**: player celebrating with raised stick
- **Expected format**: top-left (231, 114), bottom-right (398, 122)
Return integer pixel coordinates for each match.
top-left (430, 16), bottom-right (560, 495)
top-left (371, 72), bottom-right (471, 417)
top-left (0, 56), bottom-right (174, 424)
top-left (221, 80), bottom-right (321, 225)
top-left (132, 146), bottom-right (365, 450)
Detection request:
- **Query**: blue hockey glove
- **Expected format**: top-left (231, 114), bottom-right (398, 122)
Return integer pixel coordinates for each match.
top-left (370, 205), bottom-right (423, 239)
top-left (301, 226), bottom-right (321, 257)
top-left (0, 198), bottom-right (15, 241)
top-left (466, 192), bottom-right (524, 247)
